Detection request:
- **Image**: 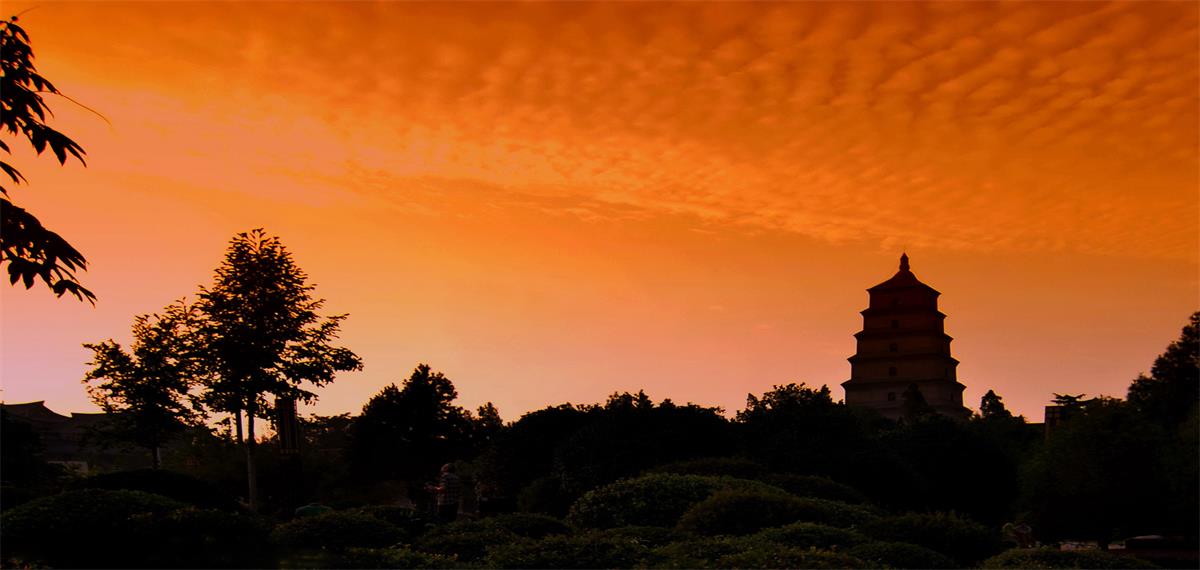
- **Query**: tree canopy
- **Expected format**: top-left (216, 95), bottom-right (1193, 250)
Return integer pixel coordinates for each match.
top-left (0, 17), bottom-right (94, 302)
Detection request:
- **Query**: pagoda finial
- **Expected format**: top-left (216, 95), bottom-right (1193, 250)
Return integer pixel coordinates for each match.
top-left (899, 252), bottom-right (910, 271)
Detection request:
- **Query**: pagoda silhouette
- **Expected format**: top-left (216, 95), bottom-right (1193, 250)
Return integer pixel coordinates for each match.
top-left (842, 254), bottom-right (970, 420)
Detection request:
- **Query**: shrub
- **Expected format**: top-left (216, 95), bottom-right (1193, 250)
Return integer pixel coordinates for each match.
top-left (678, 490), bottom-right (879, 535)
top-left (484, 534), bottom-right (651, 569)
top-left (653, 536), bottom-right (763, 569)
top-left (755, 522), bottom-right (868, 549)
top-left (861, 511), bottom-right (1001, 565)
top-left (717, 546), bottom-right (868, 569)
top-left (1, 489), bottom-right (185, 568)
top-left (331, 547), bottom-right (458, 569)
top-left (592, 525), bottom-right (692, 548)
top-left (846, 541), bottom-right (958, 569)
top-left (981, 547), bottom-right (1158, 569)
top-left (650, 457), bottom-right (769, 479)
top-left (567, 473), bottom-right (785, 529)
top-left (346, 505), bottom-right (432, 539)
top-left (130, 507), bottom-right (275, 568)
top-left (762, 474), bottom-right (868, 504)
top-left (517, 475), bottom-right (575, 517)
top-left (473, 512), bottom-right (569, 538)
top-left (414, 523), bottom-right (525, 562)
top-left (271, 510), bottom-right (404, 552)
top-left (73, 469), bottom-right (238, 511)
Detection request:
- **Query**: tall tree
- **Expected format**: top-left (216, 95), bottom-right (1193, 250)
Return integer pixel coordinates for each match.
top-left (83, 300), bottom-right (204, 468)
top-left (1128, 311), bottom-right (1199, 427)
top-left (197, 229), bottom-right (361, 509)
top-left (1, 16), bottom-right (94, 302)
top-left (349, 364), bottom-right (473, 483)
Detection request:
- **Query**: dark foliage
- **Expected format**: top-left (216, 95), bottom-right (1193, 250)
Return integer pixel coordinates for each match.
top-left (566, 473), bottom-right (784, 529)
top-left (271, 510), bottom-right (404, 552)
top-left (649, 456), bottom-right (769, 479)
top-left (754, 522), bottom-right (868, 549)
top-left (330, 547), bottom-right (457, 569)
top-left (981, 547), bottom-right (1158, 569)
top-left (72, 468), bottom-right (238, 511)
top-left (127, 507), bottom-right (275, 568)
top-left (761, 473), bottom-right (868, 504)
top-left (715, 545), bottom-right (868, 569)
top-left (414, 522), bottom-right (526, 562)
top-left (1, 18), bottom-right (94, 302)
top-left (860, 511), bottom-right (1002, 566)
top-left (1128, 312), bottom-right (1200, 429)
top-left (484, 533), bottom-right (652, 569)
top-left (677, 489), bottom-right (879, 535)
top-left (589, 525), bottom-right (693, 548)
top-left (1021, 397), bottom-right (1183, 543)
top-left (0, 489), bottom-right (184, 568)
top-left (846, 541), bottom-right (958, 569)
top-left (348, 364), bottom-right (474, 483)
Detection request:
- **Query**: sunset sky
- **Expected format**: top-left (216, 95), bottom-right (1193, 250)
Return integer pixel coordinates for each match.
top-left (1, 1), bottom-right (1196, 423)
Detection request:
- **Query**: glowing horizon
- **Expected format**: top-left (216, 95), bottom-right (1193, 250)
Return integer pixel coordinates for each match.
top-left (1, 1), bottom-right (1196, 423)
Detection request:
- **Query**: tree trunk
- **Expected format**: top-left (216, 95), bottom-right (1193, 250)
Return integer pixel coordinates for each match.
top-left (245, 407), bottom-right (258, 510)
top-left (152, 445), bottom-right (161, 469)
top-left (234, 408), bottom-right (244, 444)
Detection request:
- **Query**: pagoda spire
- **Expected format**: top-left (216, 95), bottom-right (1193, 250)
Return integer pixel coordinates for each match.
top-left (899, 252), bottom-right (910, 272)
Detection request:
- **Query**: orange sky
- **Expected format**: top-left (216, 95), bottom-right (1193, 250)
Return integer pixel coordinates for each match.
top-left (1, 1), bottom-right (1197, 423)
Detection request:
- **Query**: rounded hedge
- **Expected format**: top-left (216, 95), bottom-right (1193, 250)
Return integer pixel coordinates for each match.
top-left (716, 546), bottom-right (868, 569)
top-left (332, 547), bottom-right (458, 569)
top-left (1, 489), bottom-right (185, 568)
top-left (649, 457), bottom-right (770, 479)
top-left (754, 522), bottom-right (868, 549)
top-left (271, 510), bottom-right (404, 552)
top-left (484, 534), bottom-right (651, 569)
top-left (678, 490), bottom-right (879, 536)
top-left (478, 512), bottom-right (571, 538)
top-left (590, 525), bottom-right (693, 548)
top-left (414, 523), bottom-right (526, 562)
top-left (846, 541), bottom-right (958, 569)
top-left (128, 507), bottom-right (275, 568)
top-left (346, 505), bottom-right (432, 539)
top-left (980, 547), bottom-right (1158, 569)
top-left (761, 474), bottom-right (868, 505)
top-left (653, 536), bottom-right (763, 569)
top-left (73, 469), bottom-right (239, 511)
top-left (567, 473), bottom-right (786, 529)
top-left (861, 511), bottom-right (1001, 565)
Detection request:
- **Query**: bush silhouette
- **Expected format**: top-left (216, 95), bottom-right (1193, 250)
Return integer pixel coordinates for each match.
top-left (414, 522), bottom-right (527, 562)
top-left (861, 511), bottom-right (1001, 565)
top-left (484, 534), bottom-right (651, 569)
top-left (754, 522), bottom-right (868, 549)
top-left (981, 547), bottom-right (1157, 569)
top-left (649, 457), bottom-right (769, 479)
top-left (589, 525), bottom-right (693, 548)
top-left (1, 489), bottom-right (184, 568)
top-left (678, 490), bottom-right (879, 535)
top-left (846, 541), bottom-right (958, 569)
top-left (567, 473), bottom-right (785, 529)
top-left (716, 545), bottom-right (868, 569)
top-left (331, 547), bottom-right (458, 569)
top-left (761, 474), bottom-right (868, 504)
top-left (271, 510), bottom-right (404, 552)
top-left (128, 507), bottom-right (275, 568)
top-left (72, 468), bottom-right (238, 511)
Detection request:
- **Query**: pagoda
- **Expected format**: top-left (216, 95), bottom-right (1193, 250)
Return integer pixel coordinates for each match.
top-left (842, 254), bottom-right (969, 420)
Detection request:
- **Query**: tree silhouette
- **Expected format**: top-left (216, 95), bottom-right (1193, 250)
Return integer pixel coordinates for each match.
top-left (0, 17), bottom-right (94, 303)
top-left (348, 364), bottom-right (473, 483)
top-left (901, 383), bottom-right (934, 421)
top-left (979, 389), bottom-right (1012, 420)
top-left (196, 229), bottom-right (361, 509)
top-left (1128, 311), bottom-right (1199, 427)
top-left (83, 300), bottom-right (204, 468)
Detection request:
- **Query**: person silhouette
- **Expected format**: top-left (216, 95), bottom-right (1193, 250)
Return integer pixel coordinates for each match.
top-left (425, 463), bottom-right (461, 523)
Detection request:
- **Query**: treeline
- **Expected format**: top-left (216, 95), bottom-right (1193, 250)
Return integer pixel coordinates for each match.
top-left (0, 230), bottom-right (1196, 569)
